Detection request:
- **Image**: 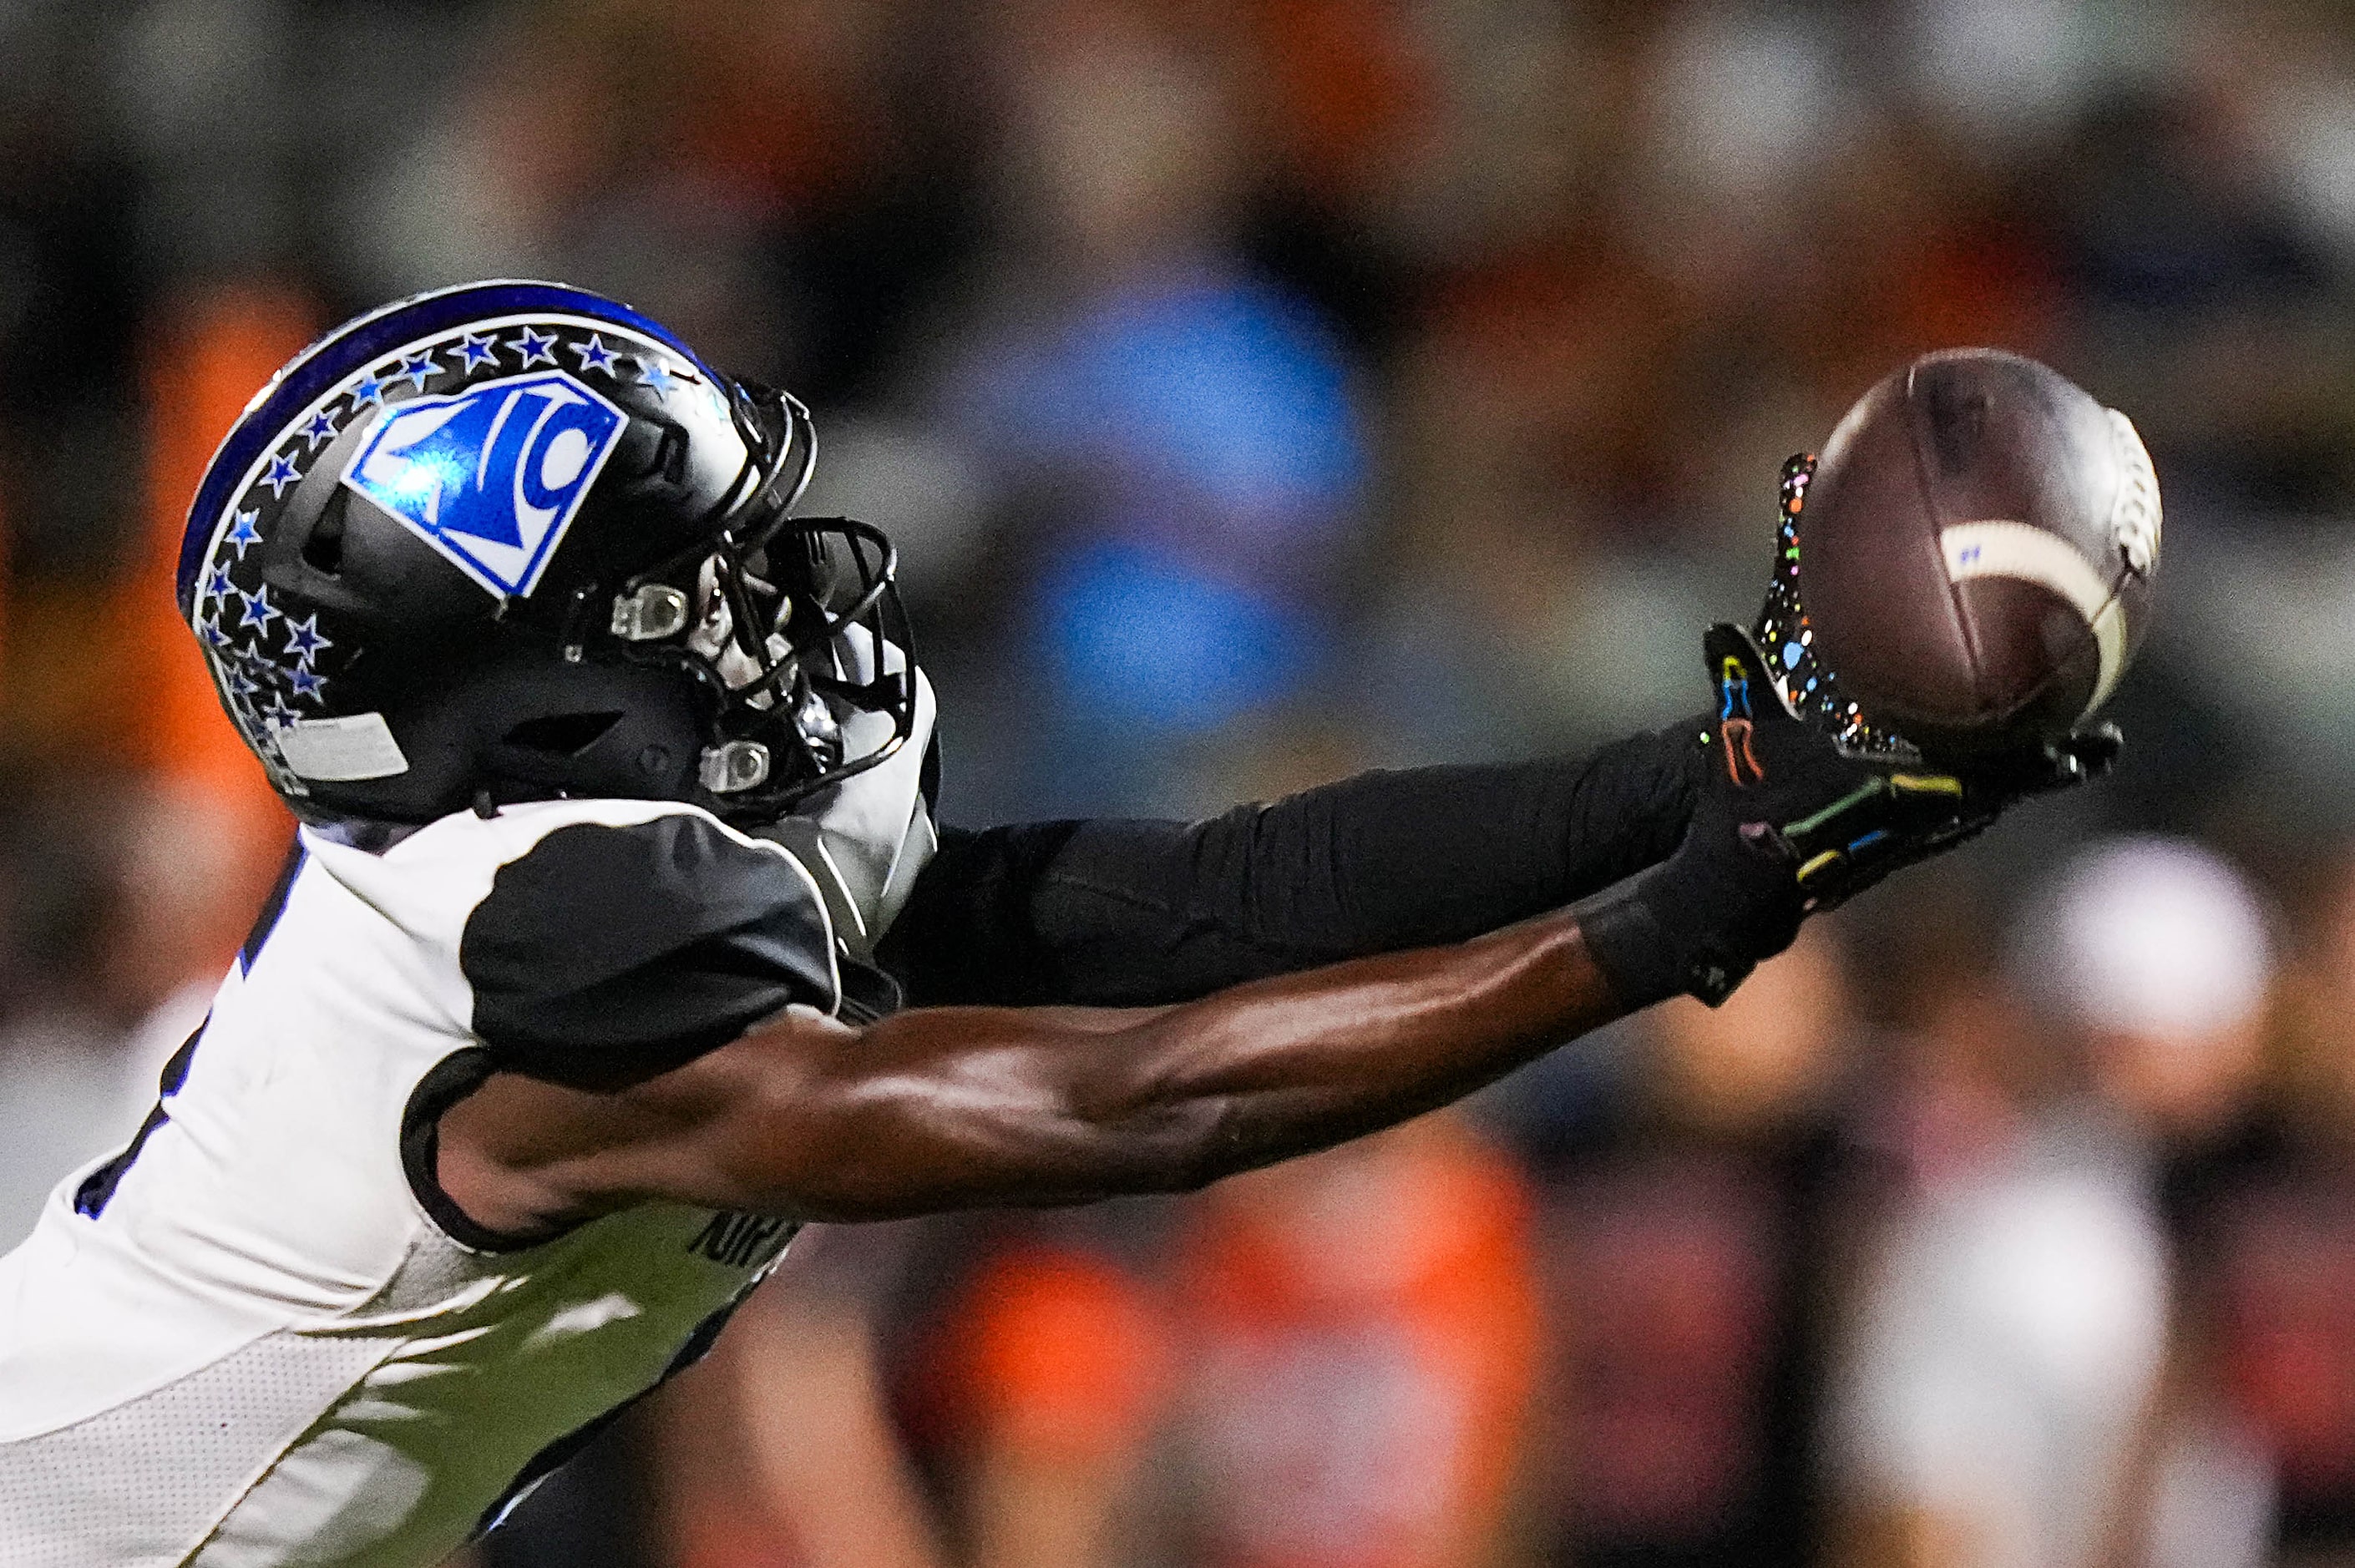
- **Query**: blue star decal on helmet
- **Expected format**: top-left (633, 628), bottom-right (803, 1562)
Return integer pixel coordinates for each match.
top-left (512, 327), bottom-right (559, 368)
top-left (204, 564), bottom-right (235, 604)
top-left (396, 352), bottom-right (438, 391)
top-left (571, 334), bottom-right (616, 375)
top-left (300, 409), bottom-right (341, 450)
top-left (199, 615), bottom-right (230, 650)
top-left (290, 665), bottom-right (327, 700)
top-left (226, 508), bottom-right (262, 557)
top-left (632, 355), bottom-right (676, 396)
top-left (352, 372), bottom-right (388, 408)
top-left (261, 453), bottom-right (302, 498)
top-left (282, 613), bottom-right (331, 665)
top-left (228, 666), bottom-right (260, 699)
top-left (261, 693), bottom-right (300, 729)
top-left (453, 331), bottom-right (502, 372)
top-left (238, 583), bottom-right (281, 632)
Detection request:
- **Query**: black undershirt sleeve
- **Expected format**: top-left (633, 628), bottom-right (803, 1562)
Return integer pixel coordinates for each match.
top-left (879, 716), bottom-right (1706, 1008)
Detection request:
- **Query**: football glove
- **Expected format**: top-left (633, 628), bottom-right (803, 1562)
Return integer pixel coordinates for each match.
top-left (1574, 624), bottom-right (2118, 1007)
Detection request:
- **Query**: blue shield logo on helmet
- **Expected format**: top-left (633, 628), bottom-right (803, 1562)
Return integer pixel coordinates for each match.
top-left (342, 370), bottom-right (625, 599)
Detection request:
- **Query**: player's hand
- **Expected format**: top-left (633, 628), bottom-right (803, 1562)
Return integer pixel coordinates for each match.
top-left (1706, 625), bottom-right (2123, 912)
top-left (1790, 716), bottom-right (2122, 901)
top-left (1697, 623), bottom-right (1977, 911)
top-left (1578, 625), bottom-right (2009, 1007)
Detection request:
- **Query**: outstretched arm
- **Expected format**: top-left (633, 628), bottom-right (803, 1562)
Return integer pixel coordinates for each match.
top-left (879, 719), bottom-right (1706, 1008)
top-left (433, 627), bottom-right (2101, 1236)
top-left (438, 903), bottom-right (1618, 1231)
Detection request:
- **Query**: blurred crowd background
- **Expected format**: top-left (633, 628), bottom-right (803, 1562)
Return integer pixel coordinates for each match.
top-left (8, 1), bottom-right (2355, 1565)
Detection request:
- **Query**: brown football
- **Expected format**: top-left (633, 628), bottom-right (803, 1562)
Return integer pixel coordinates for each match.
top-left (1795, 348), bottom-right (2160, 761)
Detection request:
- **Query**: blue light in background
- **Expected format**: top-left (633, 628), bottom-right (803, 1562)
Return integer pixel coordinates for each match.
top-left (962, 264), bottom-right (1367, 538)
top-left (956, 263), bottom-right (1367, 745)
top-left (1073, 272), bottom-right (1365, 524)
top-left (1041, 540), bottom-right (1323, 734)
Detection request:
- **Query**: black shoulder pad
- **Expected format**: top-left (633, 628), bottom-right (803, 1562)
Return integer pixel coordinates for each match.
top-left (461, 814), bottom-right (837, 1090)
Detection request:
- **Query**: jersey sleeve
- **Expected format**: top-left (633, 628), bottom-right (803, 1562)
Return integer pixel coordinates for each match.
top-left (458, 812), bottom-right (838, 1090)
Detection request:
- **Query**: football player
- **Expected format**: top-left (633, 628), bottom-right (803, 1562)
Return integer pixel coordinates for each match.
top-left (0, 282), bottom-right (2108, 1567)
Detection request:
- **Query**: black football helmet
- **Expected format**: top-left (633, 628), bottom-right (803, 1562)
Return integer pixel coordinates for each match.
top-left (179, 280), bottom-right (917, 827)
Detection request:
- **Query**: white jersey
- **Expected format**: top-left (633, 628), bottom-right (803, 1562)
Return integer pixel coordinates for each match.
top-left (0, 683), bottom-right (935, 1567)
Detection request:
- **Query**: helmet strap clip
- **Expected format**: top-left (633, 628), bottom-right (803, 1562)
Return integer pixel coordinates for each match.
top-left (612, 583), bottom-right (691, 642)
top-left (699, 740), bottom-right (772, 794)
